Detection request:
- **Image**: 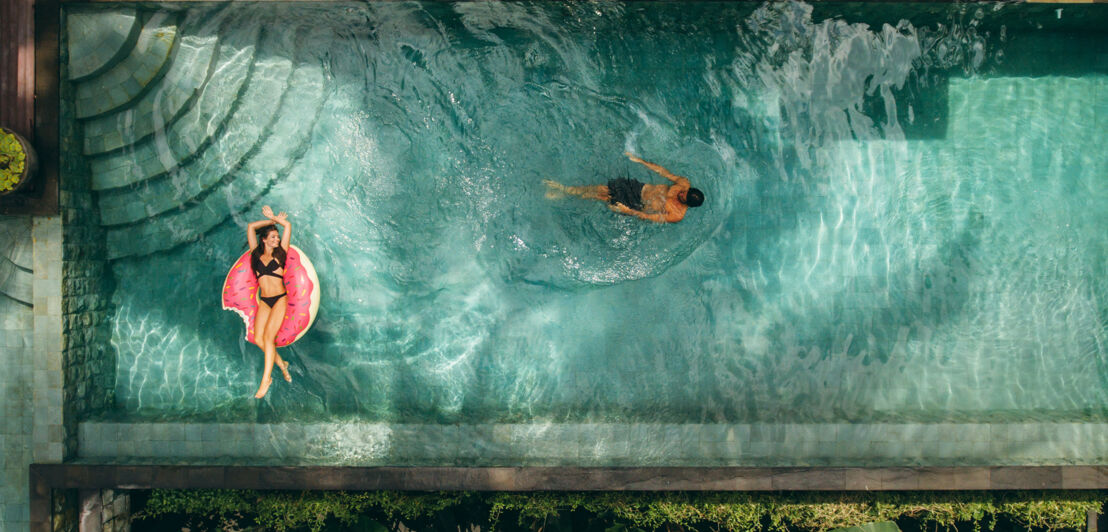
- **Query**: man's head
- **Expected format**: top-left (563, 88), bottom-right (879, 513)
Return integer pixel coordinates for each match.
top-left (683, 188), bottom-right (704, 207)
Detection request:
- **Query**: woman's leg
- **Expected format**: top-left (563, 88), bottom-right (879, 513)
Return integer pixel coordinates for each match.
top-left (254, 297), bottom-right (287, 398)
top-left (253, 299), bottom-right (291, 383)
top-left (253, 299), bottom-right (271, 352)
top-left (543, 180), bottom-right (609, 201)
top-left (276, 354), bottom-right (291, 383)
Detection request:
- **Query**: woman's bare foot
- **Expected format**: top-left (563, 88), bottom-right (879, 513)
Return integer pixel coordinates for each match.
top-left (254, 376), bottom-right (272, 399)
top-left (278, 360), bottom-right (292, 382)
top-left (542, 179), bottom-right (567, 199)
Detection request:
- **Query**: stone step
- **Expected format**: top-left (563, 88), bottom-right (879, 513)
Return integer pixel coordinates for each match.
top-left (66, 8), bottom-right (140, 82)
top-left (73, 12), bottom-right (178, 119)
top-left (0, 217), bottom-right (33, 305)
top-left (97, 24), bottom-right (288, 229)
top-left (89, 19), bottom-right (265, 191)
top-left (106, 45), bottom-right (328, 259)
top-left (80, 10), bottom-right (233, 156)
top-left (106, 62), bottom-right (327, 259)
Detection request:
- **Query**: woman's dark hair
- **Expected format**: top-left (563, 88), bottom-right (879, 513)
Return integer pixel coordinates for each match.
top-left (685, 188), bottom-right (705, 207)
top-left (251, 225), bottom-right (286, 267)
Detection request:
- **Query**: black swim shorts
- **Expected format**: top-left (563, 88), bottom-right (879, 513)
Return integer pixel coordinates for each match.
top-left (607, 178), bottom-right (645, 211)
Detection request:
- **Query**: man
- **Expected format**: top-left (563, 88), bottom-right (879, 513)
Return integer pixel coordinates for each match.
top-left (544, 152), bottom-right (704, 223)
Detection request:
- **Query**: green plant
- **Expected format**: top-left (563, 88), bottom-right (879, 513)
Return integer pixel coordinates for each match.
top-left (0, 128), bottom-right (27, 192)
top-left (137, 489), bottom-right (1105, 532)
top-left (138, 489), bottom-right (462, 532)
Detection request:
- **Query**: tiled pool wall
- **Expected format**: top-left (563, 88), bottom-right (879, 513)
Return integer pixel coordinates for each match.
top-left (57, 30), bottom-right (117, 459)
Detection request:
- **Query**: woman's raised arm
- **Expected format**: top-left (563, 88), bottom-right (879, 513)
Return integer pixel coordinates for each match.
top-left (246, 218), bottom-right (275, 250)
top-left (274, 212), bottom-right (291, 251)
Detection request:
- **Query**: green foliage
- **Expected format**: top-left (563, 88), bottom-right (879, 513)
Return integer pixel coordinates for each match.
top-left (138, 489), bottom-right (458, 532)
top-left (140, 488), bottom-right (254, 518)
top-left (0, 128), bottom-right (28, 192)
top-left (828, 521), bottom-right (901, 532)
top-left (138, 489), bottom-right (1104, 532)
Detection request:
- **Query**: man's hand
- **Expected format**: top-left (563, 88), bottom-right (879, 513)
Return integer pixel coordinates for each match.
top-left (609, 202), bottom-right (631, 214)
top-left (624, 152), bottom-right (643, 164)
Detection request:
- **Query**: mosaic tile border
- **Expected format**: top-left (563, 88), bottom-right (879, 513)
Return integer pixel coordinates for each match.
top-left (78, 422), bottom-right (1108, 467)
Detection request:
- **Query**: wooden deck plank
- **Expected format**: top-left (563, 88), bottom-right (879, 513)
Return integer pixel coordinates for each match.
top-left (0, 0), bottom-right (34, 138)
top-left (1, 0), bottom-right (58, 215)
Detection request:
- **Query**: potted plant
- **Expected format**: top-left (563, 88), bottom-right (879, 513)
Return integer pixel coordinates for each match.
top-left (0, 126), bottom-right (37, 195)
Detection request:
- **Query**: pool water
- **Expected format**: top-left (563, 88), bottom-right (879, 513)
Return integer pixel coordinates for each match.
top-left (66, 2), bottom-right (1107, 430)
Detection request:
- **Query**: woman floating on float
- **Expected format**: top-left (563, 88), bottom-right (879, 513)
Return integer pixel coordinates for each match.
top-left (222, 206), bottom-right (320, 398)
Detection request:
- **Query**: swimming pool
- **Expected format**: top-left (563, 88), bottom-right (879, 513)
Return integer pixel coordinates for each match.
top-left (64, 2), bottom-right (1107, 465)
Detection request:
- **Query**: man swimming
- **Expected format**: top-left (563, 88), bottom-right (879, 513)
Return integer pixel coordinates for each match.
top-left (544, 152), bottom-right (704, 223)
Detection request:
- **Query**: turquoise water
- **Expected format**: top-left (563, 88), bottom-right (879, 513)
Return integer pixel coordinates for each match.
top-left (70, 2), bottom-right (1107, 426)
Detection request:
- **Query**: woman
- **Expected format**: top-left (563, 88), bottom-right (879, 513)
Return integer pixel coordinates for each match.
top-left (246, 205), bottom-right (294, 398)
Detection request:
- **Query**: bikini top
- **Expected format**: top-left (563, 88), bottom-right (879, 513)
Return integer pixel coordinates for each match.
top-left (252, 256), bottom-right (284, 280)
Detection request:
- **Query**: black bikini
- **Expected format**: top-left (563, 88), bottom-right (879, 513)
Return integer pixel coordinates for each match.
top-left (252, 256), bottom-right (287, 308)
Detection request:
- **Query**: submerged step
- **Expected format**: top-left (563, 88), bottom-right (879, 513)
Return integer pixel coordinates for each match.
top-left (73, 12), bottom-right (178, 119)
top-left (106, 61), bottom-right (327, 258)
top-left (80, 10), bottom-right (231, 156)
top-left (89, 22), bottom-right (271, 191)
top-left (66, 8), bottom-right (140, 82)
top-left (97, 25), bottom-right (287, 228)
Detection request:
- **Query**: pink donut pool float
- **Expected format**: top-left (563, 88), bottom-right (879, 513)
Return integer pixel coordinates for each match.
top-left (222, 245), bottom-right (320, 347)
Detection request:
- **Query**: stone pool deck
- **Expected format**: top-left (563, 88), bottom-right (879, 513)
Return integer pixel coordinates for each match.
top-left (75, 421), bottom-right (1108, 467)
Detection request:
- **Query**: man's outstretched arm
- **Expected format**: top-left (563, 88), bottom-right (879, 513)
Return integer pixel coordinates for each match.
top-left (625, 152), bottom-right (683, 183)
top-left (610, 202), bottom-right (667, 223)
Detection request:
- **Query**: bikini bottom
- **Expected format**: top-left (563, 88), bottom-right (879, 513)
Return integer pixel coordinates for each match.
top-left (259, 292), bottom-right (287, 308)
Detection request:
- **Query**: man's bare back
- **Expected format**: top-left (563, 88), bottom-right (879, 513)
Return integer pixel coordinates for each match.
top-left (544, 153), bottom-right (704, 223)
top-left (639, 181), bottom-right (690, 223)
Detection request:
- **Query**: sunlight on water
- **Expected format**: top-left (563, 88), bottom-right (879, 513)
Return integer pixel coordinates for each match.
top-left (72, 2), bottom-right (1107, 424)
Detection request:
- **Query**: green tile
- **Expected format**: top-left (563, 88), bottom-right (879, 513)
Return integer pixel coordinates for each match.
top-left (140, 158), bottom-right (165, 179)
top-left (84, 137), bottom-right (102, 155)
top-left (103, 131), bottom-right (124, 150)
top-left (108, 87), bottom-right (128, 108)
top-left (122, 77), bottom-right (142, 97)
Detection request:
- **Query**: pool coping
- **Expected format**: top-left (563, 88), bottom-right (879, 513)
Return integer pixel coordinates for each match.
top-left (28, 464), bottom-right (1108, 531)
top-left (75, 421), bottom-right (1108, 467)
